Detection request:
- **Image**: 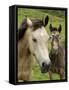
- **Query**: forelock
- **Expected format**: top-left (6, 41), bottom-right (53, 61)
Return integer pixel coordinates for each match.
top-left (32, 19), bottom-right (44, 30)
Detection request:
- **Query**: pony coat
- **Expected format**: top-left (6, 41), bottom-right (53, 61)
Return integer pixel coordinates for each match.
top-left (18, 28), bottom-right (33, 81)
top-left (49, 44), bottom-right (65, 72)
top-left (49, 43), bottom-right (65, 79)
top-left (18, 16), bottom-right (50, 81)
top-left (49, 24), bottom-right (65, 79)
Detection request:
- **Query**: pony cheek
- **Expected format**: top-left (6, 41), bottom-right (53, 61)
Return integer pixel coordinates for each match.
top-left (28, 41), bottom-right (35, 55)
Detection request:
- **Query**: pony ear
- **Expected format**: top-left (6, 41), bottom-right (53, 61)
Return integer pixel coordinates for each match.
top-left (49, 24), bottom-right (52, 32)
top-left (27, 17), bottom-right (33, 27)
top-left (44, 16), bottom-right (49, 26)
top-left (58, 25), bottom-right (62, 33)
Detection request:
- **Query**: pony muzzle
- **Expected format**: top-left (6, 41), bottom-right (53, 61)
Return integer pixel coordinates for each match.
top-left (41, 61), bottom-right (51, 73)
top-left (53, 49), bottom-right (58, 55)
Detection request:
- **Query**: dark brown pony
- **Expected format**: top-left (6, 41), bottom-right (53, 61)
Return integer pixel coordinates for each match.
top-left (49, 24), bottom-right (65, 80)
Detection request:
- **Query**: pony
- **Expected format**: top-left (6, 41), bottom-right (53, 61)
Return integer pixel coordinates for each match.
top-left (49, 24), bottom-right (65, 80)
top-left (18, 16), bottom-right (51, 81)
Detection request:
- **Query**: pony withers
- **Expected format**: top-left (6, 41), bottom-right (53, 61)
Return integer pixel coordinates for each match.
top-left (18, 16), bottom-right (51, 81)
top-left (49, 24), bottom-right (65, 80)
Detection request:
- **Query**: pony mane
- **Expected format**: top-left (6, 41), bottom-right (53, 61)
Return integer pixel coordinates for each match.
top-left (32, 19), bottom-right (44, 30)
top-left (18, 18), bottom-right (44, 40)
top-left (18, 18), bottom-right (27, 40)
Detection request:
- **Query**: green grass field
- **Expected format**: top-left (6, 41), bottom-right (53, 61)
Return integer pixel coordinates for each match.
top-left (18, 8), bottom-right (65, 81)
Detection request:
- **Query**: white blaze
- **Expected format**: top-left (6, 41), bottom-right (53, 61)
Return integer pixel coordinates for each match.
top-left (31, 26), bottom-right (50, 67)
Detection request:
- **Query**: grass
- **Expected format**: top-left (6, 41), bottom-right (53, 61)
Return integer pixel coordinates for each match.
top-left (18, 8), bottom-right (65, 81)
top-left (32, 62), bottom-right (60, 81)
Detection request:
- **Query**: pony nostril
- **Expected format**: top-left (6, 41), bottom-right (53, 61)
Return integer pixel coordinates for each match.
top-left (41, 62), bottom-right (51, 73)
top-left (42, 62), bottom-right (50, 69)
top-left (42, 62), bottom-right (46, 67)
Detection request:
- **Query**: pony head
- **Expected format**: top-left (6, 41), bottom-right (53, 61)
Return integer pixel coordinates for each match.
top-left (19, 16), bottom-right (51, 73)
top-left (49, 24), bottom-right (62, 54)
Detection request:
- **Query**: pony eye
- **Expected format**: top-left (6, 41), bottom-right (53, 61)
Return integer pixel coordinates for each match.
top-left (32, 38), bottom-right (37, 42)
